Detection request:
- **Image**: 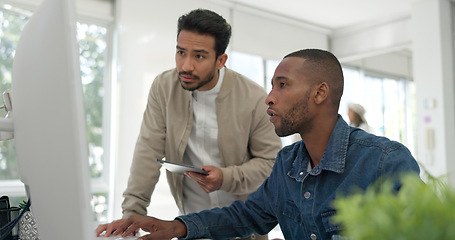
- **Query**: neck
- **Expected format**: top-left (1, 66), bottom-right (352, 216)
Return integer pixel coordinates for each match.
top-left (300, 115), bottom-right (338, 167)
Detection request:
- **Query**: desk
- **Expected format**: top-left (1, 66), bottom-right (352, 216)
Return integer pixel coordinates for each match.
top-left (96, 235), bottom-right (138, 240)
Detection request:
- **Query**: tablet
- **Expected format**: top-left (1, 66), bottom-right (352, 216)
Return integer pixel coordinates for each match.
top-left (156, 159), bottom-right (208, 175)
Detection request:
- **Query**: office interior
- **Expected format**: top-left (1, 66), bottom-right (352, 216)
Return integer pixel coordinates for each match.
top-left (0, 0), bottom-right (454, 232)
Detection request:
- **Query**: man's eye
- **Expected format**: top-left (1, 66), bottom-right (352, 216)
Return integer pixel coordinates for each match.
top-left (177, 50), bottom-right (184, 55)
top-left (196, 55), bottom-right (205, 59)
top-left (280, 82), bottom-right (286, 87)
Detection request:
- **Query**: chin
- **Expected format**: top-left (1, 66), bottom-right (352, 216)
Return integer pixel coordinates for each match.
top-left (274, 130), bottom-right (286, 137)
top-left (275, 128), bottom-right (294, 138)
top-left (180, 82), bottom-right (197, 91)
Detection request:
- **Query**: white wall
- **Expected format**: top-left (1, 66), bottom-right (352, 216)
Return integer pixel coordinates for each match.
top-left (113, 0), bottom-right (330, 220)
top-left (331, 0), bottom-right (455, 185)
top-left (344, 51), bottom-right (413, 78)
top-left (230, 6), bottom-right (329, 59)
top-left (0, 0), bottom-right (113, 21)
top-left (412, 0), bottom-right (455, 183)
top-left (331, 15), bottom-right (412, 62)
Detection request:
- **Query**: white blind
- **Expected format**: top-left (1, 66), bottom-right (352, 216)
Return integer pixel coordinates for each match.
top-left (231, 8), bottom-right (329, 60)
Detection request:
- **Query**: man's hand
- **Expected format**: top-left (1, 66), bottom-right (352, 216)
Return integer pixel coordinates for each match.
top-left (96, 219), bottom-right (132, 237)
top-left (112, 216), bottom-right (187, 240)
top-left (185, 165), bottom-right (223, 193)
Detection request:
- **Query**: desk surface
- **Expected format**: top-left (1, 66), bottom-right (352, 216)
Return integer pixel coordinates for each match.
top-left (95, 235), bottom-right (138, 240)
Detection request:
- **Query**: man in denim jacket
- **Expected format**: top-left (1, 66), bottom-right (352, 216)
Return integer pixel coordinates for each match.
top-left (98, 49), bottom-right (420, 240)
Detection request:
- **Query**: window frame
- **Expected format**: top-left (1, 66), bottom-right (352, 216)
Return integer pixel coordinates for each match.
top-left (0, 1), bottom-right (115, 220)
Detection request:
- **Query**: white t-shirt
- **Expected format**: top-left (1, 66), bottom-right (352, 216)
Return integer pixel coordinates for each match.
top-left (182, 68), bottom-right (235, 214)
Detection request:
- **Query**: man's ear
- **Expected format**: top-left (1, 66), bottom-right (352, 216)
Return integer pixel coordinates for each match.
top-left (216, 53), bottom-right (228, 69)
top-left (314, 82), bottom-right (328, 104)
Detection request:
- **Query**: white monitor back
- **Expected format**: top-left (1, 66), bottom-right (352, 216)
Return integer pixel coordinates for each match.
top-left (11, 0), bottom-right (93, 239)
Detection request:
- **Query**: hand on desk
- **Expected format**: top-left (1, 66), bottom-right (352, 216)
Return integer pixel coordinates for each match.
top-left (185, 165), bottom-right (223, 193)
top-left (96, 216), bottom-right (187, 240)
top-left (96, 219), bottom-right (130, 237)
top-left (96, 235), bottom-right (138, 240)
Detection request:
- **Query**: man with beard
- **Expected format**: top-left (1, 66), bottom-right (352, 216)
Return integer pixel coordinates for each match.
top-left (95, 9), bottom-right (281, 240)
top-left (96, 49), bottom-right (420, 240)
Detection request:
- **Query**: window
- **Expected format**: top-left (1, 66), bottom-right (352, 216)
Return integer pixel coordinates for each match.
top-left (340, 67), bottom-right (416, 154)
top-left (229, 51), bottom-right (265, 87)
top-left (78, 21), bottom-right (112, 223)
top-left (0, 4), bottom-right (112, 223)
top-left (0, 6), bottom-right (29, 180)
top-left (230, 51), bottom-right (416, 154)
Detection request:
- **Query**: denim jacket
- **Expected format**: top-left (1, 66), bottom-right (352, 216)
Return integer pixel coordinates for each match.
top-left (178, 116), bottom-right (420, 240)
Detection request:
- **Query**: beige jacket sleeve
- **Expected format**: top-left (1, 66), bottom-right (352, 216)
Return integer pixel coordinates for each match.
top-left (121, 78), bottom-right (166, 218)
top-left (216, 69), bottom-right (282, 196)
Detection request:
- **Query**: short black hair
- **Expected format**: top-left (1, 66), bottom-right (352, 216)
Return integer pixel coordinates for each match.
top-left (285, 49), bottom-right (344, 110)
top-left (177, 9), bottom-right (231, 58)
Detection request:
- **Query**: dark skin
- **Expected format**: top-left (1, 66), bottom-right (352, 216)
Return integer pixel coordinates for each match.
top-left (265, 57), bottom-right (337, 167)
top-left (301, 81), bottom-right (337, 166)
top-left (95, 56), bottom-right (340, 240)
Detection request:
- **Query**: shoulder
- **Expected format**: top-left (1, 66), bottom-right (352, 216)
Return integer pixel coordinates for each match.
top-left (152, 68), bottom-right (178, 86)
top-left (147, 68), bottom-right (190, 106)
top-left (348, 129), bottom-right (419, 172)
top-left (349, 129), bottom-right (405, 154)
top-left (150, 68), bottom-right (182, 94)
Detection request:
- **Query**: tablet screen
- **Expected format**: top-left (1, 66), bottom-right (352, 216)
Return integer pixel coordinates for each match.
top-left (156, 159), bottom-right (208, 175)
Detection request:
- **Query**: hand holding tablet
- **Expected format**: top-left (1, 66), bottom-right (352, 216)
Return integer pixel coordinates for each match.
top-left (156, 159), bottom-right (209, 175)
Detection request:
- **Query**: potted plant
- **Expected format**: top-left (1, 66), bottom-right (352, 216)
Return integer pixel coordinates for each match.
top-left (333, 173), bottom-right (455, 239)
top-left (17, 200), bottom-right (40, 240)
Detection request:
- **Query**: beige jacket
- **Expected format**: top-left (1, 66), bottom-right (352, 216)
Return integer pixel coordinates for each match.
top-left (122, 67), bottom-right (282, 217)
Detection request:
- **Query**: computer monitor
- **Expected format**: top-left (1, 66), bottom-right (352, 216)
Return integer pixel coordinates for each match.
top-left (11, 0), bottom-right (93, 238)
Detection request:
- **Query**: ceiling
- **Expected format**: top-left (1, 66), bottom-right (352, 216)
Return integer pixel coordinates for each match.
top-left (219, 0), bottom-right (417, 30)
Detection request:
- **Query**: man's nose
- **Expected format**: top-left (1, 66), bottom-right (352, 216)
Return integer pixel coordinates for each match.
top-left (265, 92), bottom-right (275, 106)
top-left (182, 57), bottom-right (194, 72)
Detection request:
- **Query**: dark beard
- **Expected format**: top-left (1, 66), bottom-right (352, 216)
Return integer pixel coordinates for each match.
top-left (275, 91), bottom-right (311, 137)
top-left (179, 70), bottom-right (215, 91)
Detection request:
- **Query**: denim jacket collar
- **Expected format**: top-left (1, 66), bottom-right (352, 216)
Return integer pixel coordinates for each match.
top-left (289, 115), bottom-right (349, 180)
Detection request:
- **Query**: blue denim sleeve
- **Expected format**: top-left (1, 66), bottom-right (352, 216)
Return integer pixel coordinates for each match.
top-left (176, 213), bottom-right (208, 240)
top-left (378, 142), bottom-right (421, 190)
top-left (176, 191), bottom-right (278, 239)
top-left (175, 164), bottom-right (281, 239)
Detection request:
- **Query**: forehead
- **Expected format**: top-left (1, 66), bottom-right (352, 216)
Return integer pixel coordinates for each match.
top-left (273, 57), bottom-right (308, 81)
top-left (177, 30), bottom-right (216, 52)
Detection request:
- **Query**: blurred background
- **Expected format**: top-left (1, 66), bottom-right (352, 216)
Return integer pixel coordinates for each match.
top-left (0, 1), bottom-right (453, 239)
